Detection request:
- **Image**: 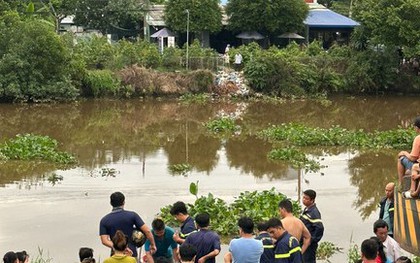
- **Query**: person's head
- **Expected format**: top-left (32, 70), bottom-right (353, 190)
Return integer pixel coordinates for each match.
top-left (361, 238), bottom-right (378, 261)
top-left (170, 201), bottom-right (189, 222)
top-left (256, 221), bottom-right (269, 233)
top-left (395, 256), bottom-right (412, 263)
top-left (385, 182), bottom-right (395, 199)
top-left (195, 213), bottom-right (210, 228)
top-left (373, 219), bottom-right (389, 242)
top-left (3, 252), bottom-right (18, 263)
top-left (179, 244), bottom-right (197, 262)
top-left (111, 230), bottom-right (128, 252)
top-left (238, 217), bottom-right (254, 235)
top-left (152, 218), bottom-right (166, 237)
top-left (110, 192), bottom-right (125, 208)
top-left (278, 199), bottom-right (293, 217)
top-left (266, 217), bottom-right (285, 240)
top-left (302, 189), bottom-right (316, 207)
top-left (369, 236), bottom-right (386, 262)
top-left (414, 116), bottom-right (420, 130)
top-left (15, 251), bottom-right (29, 263)
top-left (79, 247), bottom-right (94, 262)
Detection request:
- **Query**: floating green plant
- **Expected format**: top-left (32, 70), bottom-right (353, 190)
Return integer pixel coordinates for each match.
top-left (204, 116), bottom-right (240, 134)
top-left (168, 163), bottom-right (192, 176)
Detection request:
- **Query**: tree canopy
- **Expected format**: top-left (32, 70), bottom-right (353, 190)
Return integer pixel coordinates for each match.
top-left (164, 0), bottom-right (222, 33)
top-left (225, 0), bottom-right (308, 35)
top-left (353, 0), bottom-right (420, 49)
top-left (73, 0), bottom-right (144, 34)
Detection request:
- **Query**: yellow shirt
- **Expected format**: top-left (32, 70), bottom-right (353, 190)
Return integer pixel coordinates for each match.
top-left (103, 254), bottom-right (137, 263)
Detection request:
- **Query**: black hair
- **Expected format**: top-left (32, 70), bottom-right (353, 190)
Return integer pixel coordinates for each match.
top-left (16, 251), bottom-right (28, 263)
top-left (414, 116), bottom-right (420, 129)
top-left (303, 189), bottom-right (316, 200)
top-left (373, 219), bottom-right (389, 233)
top-left (170, 201), bottom-right (188, 215)
top-left (179, 244), bottom-right (197, 261)
top-left (238, 217), bottom-right (254, 234)
top-left (152, 218), bottom-right (165, 231)
top-left (278, 199), bottom-right (293, 213)
top-left (112, 230), bottom-right (128, 252)
top-left (195, 213), bottom-right (210, 228)
top-left (3, 252), bottom-right (17, 263)
top-left (370, 236), bottom-right (386, 262)
top-left (257, 221), bottom-right (269, 232)
top-left (266, 217), bottom-right (283, 229)
top-left (110, 192), bottom-right (125, 207)
top-left (361, 239), bottom-right (378, 260)
top-left (79, 247), bottom-right (94, 262)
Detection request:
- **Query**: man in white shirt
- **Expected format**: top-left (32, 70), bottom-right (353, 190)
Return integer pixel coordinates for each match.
top-left (373, 219), bottom-right (401, 262)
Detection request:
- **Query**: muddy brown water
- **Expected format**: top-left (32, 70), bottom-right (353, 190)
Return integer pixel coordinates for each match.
top-left (0, 97), bottom-right (417, 262)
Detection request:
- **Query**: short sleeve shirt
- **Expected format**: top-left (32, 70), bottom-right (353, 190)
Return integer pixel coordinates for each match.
top-left (180, 216), bottom-right (196, 239)
top-left (145, 226), bottom-right (178, 258)
top-left (99, 208), bottom-right (145, 257)
top-left (184, 229), bottom-right (221, 263)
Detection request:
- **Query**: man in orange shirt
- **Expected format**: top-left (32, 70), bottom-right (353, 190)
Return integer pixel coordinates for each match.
top-left (397, 116), bottom-right (420, 186)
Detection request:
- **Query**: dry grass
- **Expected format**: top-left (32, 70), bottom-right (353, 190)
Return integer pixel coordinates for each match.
top-left (117, 65), bottom-right (214, 96)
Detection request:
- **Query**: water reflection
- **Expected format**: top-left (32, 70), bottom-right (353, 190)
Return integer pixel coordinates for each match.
top-left (0, 97), bottom-right (417, 220)
top-left (348, 150), bottom-right (397, 219)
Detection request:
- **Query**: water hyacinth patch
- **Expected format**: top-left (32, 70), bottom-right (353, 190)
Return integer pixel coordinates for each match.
top-left (268, 147), bottom-right (325, 173)
top-left (259, 123), bottom-right (415, 149)
top-left (0, 134), bottom-right (77, 165)
top-left (158, 187), bottom-right (299, 236)
top-left (204, 116), bottom-right (240, 135)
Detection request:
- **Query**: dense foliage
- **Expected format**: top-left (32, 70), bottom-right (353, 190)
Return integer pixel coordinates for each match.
top-left (0, 12), bottom-right (78, 102)
top-left (226, 0), bottom-right (308, 36)
top-left (73, 0), bottom-right (144, 35)
top-left (164, 0), bottom-right (222, 33)
top-left (353, 0), bottom-right (420, 49)
top-left (159, 187), bottom-right (301, 236)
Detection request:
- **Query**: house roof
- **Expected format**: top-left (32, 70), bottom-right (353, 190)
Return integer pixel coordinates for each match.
top-left (304, 8), bottom-right (360, 28)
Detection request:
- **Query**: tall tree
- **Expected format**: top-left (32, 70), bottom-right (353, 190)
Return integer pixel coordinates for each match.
top-left (225, 0), bottom-right (308, 35)
top-left (164, 0), bottom-right (222, 33)
top-left (73, 0), bottom-right (144, 34)
top-left (353, 0), bottom-right (420, 48)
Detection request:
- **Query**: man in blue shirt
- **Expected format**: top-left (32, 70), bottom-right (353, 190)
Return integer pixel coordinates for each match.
top-left (267, 217), bottom-right (302, 263)
top-left (99, 192), bottom-right (156, 258)
top-left (184, 213), bottom-right (221, 263)
top-left (145, 218), bottom-right (179, 263)
top-left (225, 217), bottom-right (263, 263)
top-left (170, 201), bottom-right (196, 244)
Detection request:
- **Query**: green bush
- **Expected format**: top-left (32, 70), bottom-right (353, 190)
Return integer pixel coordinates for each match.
top-left (82, 70), bottom-right (121, 97)
top-left (159, 188), bottom-right (300, 236)
top-left (0, 14), bottom-right (79, 102)
top-left (73, 35), bottom-right (114, 70)
top-left (162, 47), bottom-right (182, 69)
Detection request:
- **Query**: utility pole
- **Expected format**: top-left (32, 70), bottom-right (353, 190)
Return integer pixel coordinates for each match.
top-left (185, 9), bottom-right (190, 70)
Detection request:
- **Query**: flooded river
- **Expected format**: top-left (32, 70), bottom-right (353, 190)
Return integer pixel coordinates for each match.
top-left (0, 97), bottom-right (417, 262)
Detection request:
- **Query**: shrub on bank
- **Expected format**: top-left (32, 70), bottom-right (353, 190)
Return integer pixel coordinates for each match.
top-left (82, 70), bottom-right (121, 97)
top-left (0, 13), bottom-right (78, 102)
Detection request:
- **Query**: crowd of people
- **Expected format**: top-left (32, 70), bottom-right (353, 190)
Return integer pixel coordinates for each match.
top-left (4, 117), bottom-right (420, 263)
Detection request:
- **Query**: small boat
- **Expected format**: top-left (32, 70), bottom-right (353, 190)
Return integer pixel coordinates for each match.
top-left (393, 190), bottom-right (420, 256)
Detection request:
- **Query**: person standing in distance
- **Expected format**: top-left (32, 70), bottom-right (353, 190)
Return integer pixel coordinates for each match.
top-left (379, 183), bottom-right (395, 238)
top-left (99, 191), bottom-right (156, 259)
top-left (300, 189), bottom-right (324, 263)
